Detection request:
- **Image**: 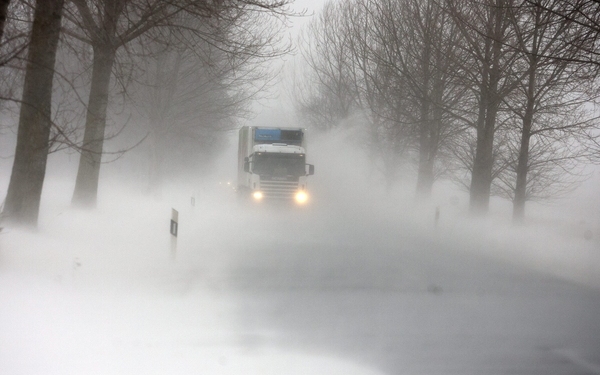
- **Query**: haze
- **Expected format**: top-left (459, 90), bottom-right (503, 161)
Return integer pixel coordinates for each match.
top-left (2, 1), bottom-right (600, 374)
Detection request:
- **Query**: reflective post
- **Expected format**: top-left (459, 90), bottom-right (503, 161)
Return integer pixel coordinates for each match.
top-left (170, 208), bottom-right (178, 258)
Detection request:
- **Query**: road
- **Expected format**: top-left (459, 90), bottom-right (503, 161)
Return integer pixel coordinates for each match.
top-left (191, 203), bottom-right (600, 375)
top-left (3, 189), bottom-right (599, 375)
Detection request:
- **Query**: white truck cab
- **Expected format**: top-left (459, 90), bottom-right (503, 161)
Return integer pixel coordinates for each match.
top-left (237, 127), bottom-right (314, 204)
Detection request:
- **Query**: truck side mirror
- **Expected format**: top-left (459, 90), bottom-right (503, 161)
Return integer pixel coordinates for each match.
top-left (307, 164), bottom-right (314, 176)
top-left (244, 161), bottom-right (250, 173)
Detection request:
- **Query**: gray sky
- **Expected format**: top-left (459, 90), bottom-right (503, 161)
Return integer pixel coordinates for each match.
top-left (291, 0), bottom-right (327, 13)
top-left (288, 0), bottom-right (327, 33)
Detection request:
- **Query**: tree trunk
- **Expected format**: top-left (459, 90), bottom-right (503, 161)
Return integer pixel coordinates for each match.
top-left (469, 107), bottom-right (496, 214)
top-left (512, 125), bottom-right (531, 221)
top-left (416, 38), bottom-right (433, 199)
top-left (513, 63), bottom-right (537, 222)
top-left (0, 0), bottom-right (11, 42)
top-left (416, 126), bottom-right (434, 198)
top-left (469, 2), bottom-right (505, 215)
top-left (416, 100), bottom-right (433, 198)
top-left (2, 0), bottom-right (64, 227)
top-left (71, 45), bottom-right (116, 208)
top-left (419, 85), bottom-right (444, 199)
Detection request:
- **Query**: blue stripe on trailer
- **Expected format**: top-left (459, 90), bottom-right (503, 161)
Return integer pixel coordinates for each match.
top-left (255, 128), bottom-right (281, 141)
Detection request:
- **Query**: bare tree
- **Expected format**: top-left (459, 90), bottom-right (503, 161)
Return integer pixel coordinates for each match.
top-left (522, 0), bottom-right (600, 164)
top-left (296, 0), bottom-right (600, 218)
top-left (369, 0), bottom-right (465, 198)
top-left (0, 1), bottom-right (30, 128)
top-left (63, 0), bottom-right (294, 208)
top-left (523, 0), bottom-right (600, 65)
top-left (0, 0), bottom-right (11, 42)
top-left (350, 0), bottom-right (414, 189)
top-left (2, 0), bottom-right (65, 226)
top-left (134, 21), bottom-right (262, 194)
top-left (295, 0), bottom-right (468, 193)
top-left (295, 0), bottom-right (414, 188)
top-left (294, 1), bottom-right (358, 132)
top-left (0, 2), bottom-right (44, 102)
top-left (500, 0), bottom-right (599, 221)
top-left (494, 112), bottom-right (596, 207)
top-left (445, 0), bottom-right (523, 214)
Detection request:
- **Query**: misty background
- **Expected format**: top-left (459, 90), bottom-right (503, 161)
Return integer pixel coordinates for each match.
top-left (1, 0), bottom-right (600, 374)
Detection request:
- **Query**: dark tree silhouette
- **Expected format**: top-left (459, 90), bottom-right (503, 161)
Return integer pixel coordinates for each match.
top-left (2, 0), bottom-right (65, 227)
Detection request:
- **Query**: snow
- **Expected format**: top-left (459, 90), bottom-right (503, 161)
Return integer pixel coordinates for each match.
top-left (0, 175), bottom-right (385, 375)
top-left (422, 178), bottom-right (600, 290)
top-left (1, 132), bottom-right (599, 374)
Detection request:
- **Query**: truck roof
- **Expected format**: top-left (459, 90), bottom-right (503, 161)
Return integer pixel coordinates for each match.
top-left (253, 144), bottom-right (306, 154)
top-left (252, 126), bottom-right (305, 130)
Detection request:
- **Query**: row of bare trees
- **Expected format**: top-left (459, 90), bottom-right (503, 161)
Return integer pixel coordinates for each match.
top-left (294, 0), bottom-right (600, 221)
top-left (1, 0), bottom-right (294, 227)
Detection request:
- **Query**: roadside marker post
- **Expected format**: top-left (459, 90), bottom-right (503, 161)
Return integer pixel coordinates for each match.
top-left (170, 208), bottom-right (178, 258)
top-left (170, 209), bottom-right (178, 236)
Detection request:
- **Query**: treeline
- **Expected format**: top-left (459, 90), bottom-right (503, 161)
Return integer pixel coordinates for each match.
top-left (294, 0), bottom-right (600, 220)
top-left (0, 0), bottom-right (293, 227)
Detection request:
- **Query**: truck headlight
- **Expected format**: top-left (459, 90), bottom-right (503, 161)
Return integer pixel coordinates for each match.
top-left (295, 191), bottom-right (308, 204)
top-left (253, 191), bottom-right (263, 200)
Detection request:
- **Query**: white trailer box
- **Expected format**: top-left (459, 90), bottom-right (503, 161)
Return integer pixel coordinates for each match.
top-left (237, 126), bottom-right (314, 204)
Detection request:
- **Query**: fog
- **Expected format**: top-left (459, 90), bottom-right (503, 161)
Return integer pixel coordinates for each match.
top-left (3, 0), bottom-right (600, 372)
top-left (1, 120), bottom-right (600, 374)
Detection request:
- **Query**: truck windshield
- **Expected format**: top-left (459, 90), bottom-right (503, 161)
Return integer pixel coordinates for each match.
top-left (252, 153), bottom-right (305, 177)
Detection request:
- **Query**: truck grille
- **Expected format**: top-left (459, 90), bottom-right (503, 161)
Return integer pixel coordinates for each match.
top-left (260, 180), bottom-right (299, 199)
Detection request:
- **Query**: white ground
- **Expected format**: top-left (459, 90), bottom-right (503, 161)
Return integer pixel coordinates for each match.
top-left (1, 133), bottom-right (599, 374)
top-left (0, 176), bottom-right (389, 375)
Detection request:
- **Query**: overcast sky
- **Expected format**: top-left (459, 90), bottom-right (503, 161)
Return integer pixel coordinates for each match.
top-left (292, 0), bottom-right (326, 13)
top-left (288, 0), bottom-right (327, 33)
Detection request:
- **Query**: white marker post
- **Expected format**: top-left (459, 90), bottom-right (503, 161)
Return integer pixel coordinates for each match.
top-left (170, 208), bottom-right (178, 258)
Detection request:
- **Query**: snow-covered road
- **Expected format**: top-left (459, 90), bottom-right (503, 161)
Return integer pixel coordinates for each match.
top-left (2, 181), bottom-right (600, 375)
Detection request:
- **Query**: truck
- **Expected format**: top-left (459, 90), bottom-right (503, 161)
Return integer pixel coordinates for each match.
top-left (237, 126), bottom-right (314, 204)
